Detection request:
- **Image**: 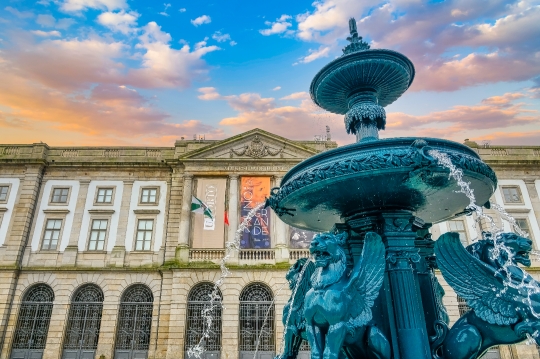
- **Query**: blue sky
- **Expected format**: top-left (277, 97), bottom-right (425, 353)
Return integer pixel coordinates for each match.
top-left (0, 0), bottom-right (539, 146)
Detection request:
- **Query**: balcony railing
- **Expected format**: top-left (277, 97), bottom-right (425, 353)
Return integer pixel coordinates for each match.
top-left (289, 250), bottom-right (311, 261)
top-left (189, 249), bottom-right (225, 262)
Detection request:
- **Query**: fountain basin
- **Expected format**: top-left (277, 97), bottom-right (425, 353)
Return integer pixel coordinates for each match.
top-left (267, 138), bottom-right (497, 232)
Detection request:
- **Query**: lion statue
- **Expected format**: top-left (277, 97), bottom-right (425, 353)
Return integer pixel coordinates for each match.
top-left (277, 258), bottom-right (316, 359)
top-left (435, 231), bottom-right (540, 359)
top-left (304, 231), bottom-right (391, 359)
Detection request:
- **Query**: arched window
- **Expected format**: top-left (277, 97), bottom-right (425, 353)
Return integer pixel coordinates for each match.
top-left (239, 283), bottom-right (275, 359)
top-left (62, 284), bottom-right (104, 359)
top-left (185, 283), bottom-right (223, 359)
top-left (11, 284), bottom-right (54, 359)
top-left (114, 285), bottom-right (154, 359)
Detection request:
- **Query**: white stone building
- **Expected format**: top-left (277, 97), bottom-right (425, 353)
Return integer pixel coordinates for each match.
top-left (0, 129), bottom-right (539, 359)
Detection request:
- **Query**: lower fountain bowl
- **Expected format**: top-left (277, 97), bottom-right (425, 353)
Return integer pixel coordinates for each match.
top-left (268, 137), bottom-right (497, 232)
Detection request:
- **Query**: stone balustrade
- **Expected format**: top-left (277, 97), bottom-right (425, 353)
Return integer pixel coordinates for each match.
top-left (238, 249), bottom-right (275, 264)
top-left (189, 249), bottom-right (225, 262)
top-left (289, 249), bottom-right (311, 262)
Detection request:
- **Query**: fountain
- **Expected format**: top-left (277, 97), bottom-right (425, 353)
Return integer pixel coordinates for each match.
top-left (265, 18), bottom-right (540, 359)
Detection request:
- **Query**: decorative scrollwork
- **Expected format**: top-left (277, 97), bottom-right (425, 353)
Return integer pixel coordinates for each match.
top-left (386, 250), bottom-right (421, 264)
top-left (230, 135), bottom-right (282, 158)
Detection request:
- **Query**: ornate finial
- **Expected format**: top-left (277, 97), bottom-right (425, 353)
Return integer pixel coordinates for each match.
top-left (342, 17), bottom-right (370, 55)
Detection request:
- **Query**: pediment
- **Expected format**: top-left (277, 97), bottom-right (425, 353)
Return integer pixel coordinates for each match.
top-left (181, 129), bottom-right (318, 160)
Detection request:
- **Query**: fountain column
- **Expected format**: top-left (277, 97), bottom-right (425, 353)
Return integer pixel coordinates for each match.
top-left (177, 173), bottom-right (193, 264)
top-left (382, 212), bottom-right (430, 359)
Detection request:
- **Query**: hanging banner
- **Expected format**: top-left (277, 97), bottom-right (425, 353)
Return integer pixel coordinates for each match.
top-left (192, 178), bottom-right (227, 248)
top-left (240, 177), bottom-right (271, 249)
top-left (289, 227), bottom-right (318, 249)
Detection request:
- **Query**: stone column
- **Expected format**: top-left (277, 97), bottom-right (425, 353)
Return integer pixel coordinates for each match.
top-left (383, 212), bottom-right (430, 359)
top-left (273, 176), bottom-right (289, 263)
top-left (227, 175), bottom-right (240, 264)
top-left (110, 180), bottom-right (133, 267)
top-left (62, 180), bottom-right (90, 266)
top-left (177, 174), bottom-right (193, 264)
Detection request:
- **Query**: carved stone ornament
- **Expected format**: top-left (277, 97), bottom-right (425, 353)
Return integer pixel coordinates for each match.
top-left (386, 249), bottom-right (421, 264)
top-left (230, 135), bottom-right (283, 158)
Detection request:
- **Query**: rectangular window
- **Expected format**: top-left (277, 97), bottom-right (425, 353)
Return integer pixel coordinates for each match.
top-left (135, 219), bottom-right (154, 251)
top-left (51, 188), bottom-right (69, 203)
top-left (42, 219), bottom-right (62, 250)
top-left (88, 219), bottom-right (108, 250)
top-left (514, 218), bottom-right (531, 237)
top-left (96, 188), bottom-right (113, 204)
top-left (140, 188), bottom-right (158, 204)
top-left (502, 186), bottom-right (522, 204)
top-left (0, 186), bottom-right (9, 202)
top-left (448, 220), bottom-right (468, 247)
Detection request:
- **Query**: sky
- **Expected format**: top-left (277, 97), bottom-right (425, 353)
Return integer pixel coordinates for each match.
top-left (0, 0), bottom-right (539, 146)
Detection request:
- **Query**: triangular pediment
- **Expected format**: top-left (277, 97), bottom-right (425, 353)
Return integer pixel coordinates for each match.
top-left (181, 129), bottom-right (318, 160)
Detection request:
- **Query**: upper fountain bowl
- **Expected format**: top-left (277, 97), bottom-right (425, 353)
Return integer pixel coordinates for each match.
top-left (310, 48), bottom-right (415, 114)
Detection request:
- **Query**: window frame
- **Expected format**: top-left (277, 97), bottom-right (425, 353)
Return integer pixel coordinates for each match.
top-left (134, 217), bottom-right (156, 251)
top-left (87, 217), bottom-right (110, 251)
top-left (94, 187), bottom-right (115, 205)
top-left (512, 216), bottom-right (535, 242)
top-left (49, 186), bottom-right (71, 205)
top-left (500, 185), bottom-right (524, 205)
top-left (139, 187), bottom-right (159, 205)
top-left (41, 217), bottom-right (64, 251)
top-left (0, 183), bottom-right (12, 204)
top-left (447, 219), bottom-right (470, 247)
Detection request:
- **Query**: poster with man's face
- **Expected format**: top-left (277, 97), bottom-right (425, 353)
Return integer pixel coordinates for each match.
top-left (289, 227), bottom-right (317, 249)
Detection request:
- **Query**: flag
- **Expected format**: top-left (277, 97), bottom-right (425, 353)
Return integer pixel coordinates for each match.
top-left (224, 211), bottom-right (229, 226)
top-left (191, 196), bottom-right (213, 219)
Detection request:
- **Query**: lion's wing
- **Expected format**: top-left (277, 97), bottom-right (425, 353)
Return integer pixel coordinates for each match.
top-left (345, 232), bottom-right (386, 327)
top-left (435, 232), bottom-right (521, 325)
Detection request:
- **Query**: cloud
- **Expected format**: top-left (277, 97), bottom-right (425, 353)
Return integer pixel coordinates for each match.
top-left (97, 10), bottom-right (139, 34)
top-left (229, 40), bottom-right (237, 46)
top-left (159, 3), bottom-right (171, 16)
top-left (36, 14), bottom-right (76, 29)
top-left (280, 92), bottom-right (309, 100)
top-left (212, 31), bottom-right (231, 43)
top-left (36, 14), bottom-right (56, 27)
top-left (5, 6), bottom-right (34, 19)
top-left (260, 14), bottom-right (292, 36)
top-left (191, 15), bottom-right (211, 26)
top-left (293, 46), bottom-right (331, 65)
top-left (291, 0), bottom-right (540, 90)
top-left (31, 30), bottom-right (61, 37)
top-left (272, 86), bottom-right (281, 91)
top-left (179, 8), bottom-right (186, 13)
top-left (59, 0), bottom-right (127, 12)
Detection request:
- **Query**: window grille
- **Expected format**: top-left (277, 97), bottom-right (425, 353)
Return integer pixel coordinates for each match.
top-left (96, 188), bottom-right (113, 203)
top-left (185, 283), bottom-right (223, 354)
top-left (239, 283), bottom-right (275, 352)
top-left (51, 188), bottom-right (69, 203)
top-left (114, 285), bottom-right (154, 353)
top-left (457, 296), bottom-right (470, 316)
top-left (140, 188), bottom-right (157, 204)
top-left (88, 219), bottom-right (108, 250)
top-left (12, 284), bottom-right (54, 351)
top-left (135, 219), bottom-right (154, 251)
top-left (62, 284), bottom-right (104, 353)
top-left (42, 219), bottom-right (62, 250)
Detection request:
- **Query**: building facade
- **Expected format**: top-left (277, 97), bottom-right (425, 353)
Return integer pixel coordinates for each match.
top-left (0, 129), bottom-right (539, 359)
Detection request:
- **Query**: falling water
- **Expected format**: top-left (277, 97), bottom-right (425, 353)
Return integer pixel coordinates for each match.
top-left (429, 150), bottom-right (540, 339)
top-left (187, 202), bottom-right (265, 359)
top-left (276, 257), bottom-right (314, 359)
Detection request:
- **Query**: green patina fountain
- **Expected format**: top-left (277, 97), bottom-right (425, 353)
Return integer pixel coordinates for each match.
top-left (266, 18), bottom-right (540, 359)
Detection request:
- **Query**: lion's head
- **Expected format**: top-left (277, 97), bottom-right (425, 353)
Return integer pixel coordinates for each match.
top-left (309, 232), bottom-right (348, 289)
top-left (498, 232), bottom-right (533, 267)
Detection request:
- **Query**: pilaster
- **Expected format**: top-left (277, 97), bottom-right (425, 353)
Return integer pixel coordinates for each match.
top-left (177, 174), bottom-right (193, 264)
top-left (273, 176), bottom-right (289, 263)
top-left (62, 180), bottom-right (90, 266)
top-left (227, 175), bottom-right (240, 264)
top-left (110, 180), bottom-right (133, 267)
